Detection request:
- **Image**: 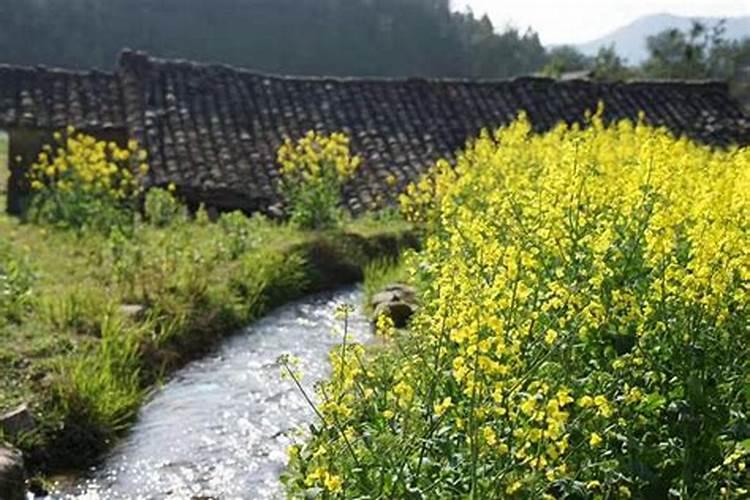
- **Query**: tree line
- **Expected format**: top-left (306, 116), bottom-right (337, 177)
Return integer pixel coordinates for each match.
top-left (0, 0), bottom-right (545, 79)
top-left (546, 21), bottom-right (750, 106)
top-left (0, 1), bottom-right (746, 106)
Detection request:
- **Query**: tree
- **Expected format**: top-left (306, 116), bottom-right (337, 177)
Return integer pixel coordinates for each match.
top-left (641, 20), bottom-right (750, 108)
top-left (590, 45), bottom-right (635, 81)
top-left (541, 46), bottom-right (592, 77)
top-left (0, 0), bottom-right (548, 79)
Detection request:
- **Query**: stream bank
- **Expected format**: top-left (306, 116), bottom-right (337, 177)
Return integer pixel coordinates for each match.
top-left (2, 221), bottom-right (415, 497)
top-left (47, 288), bottom-right (369, 499)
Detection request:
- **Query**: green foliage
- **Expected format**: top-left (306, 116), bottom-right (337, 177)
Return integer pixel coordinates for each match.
top-left (542, 45), bottom-right (592, 77)
top-left (56, 315), bottom-right (145, 439)
top-left (543, 44), bottom-right (635, 82)
top-left (540, 20), bottom-right (749, 101)
top-left (39, 287), bottom-right (115, 337)
top-left (231, 249), bottom-right (308, 310)
top-left (286, 177), bottom-right (341, 229)
top-left (277, 131), bottom-right (361, 230)
top-left (641, 21), bottom-right (750, 106)
top-left (0, 0), bottom-right (547, 79)
top-left (590, 45), bottom-right (636, 81)
top-left (362, 256), bottom-right (409, 309)
top-left (27, 132), bottom-right (148, 235)
top-left (143, 187), bottom-right (186, 228)
top-left (102, 228), bottom-right (144, 299)
top-left (0, 239), bottom-right (34, 324)
top-left (218, 211), bottom-right (262, 259)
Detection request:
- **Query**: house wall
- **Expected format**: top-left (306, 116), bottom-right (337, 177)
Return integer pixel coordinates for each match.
top-left (6, 127), bottom-right (129, 215)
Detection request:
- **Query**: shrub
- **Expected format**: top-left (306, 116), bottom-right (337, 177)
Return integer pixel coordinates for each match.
top-left (230, 249), bottom-right (307, 307)
top-left (94, 227), bottom-right (145, 301)
top-left (143, 186), bottom-right (185, 227)
top-left (28, 129), bottom-right (148, 233)
top-left (277, 131), bottom-right (361, 229)
top-left (218, 211), bottom-right (261, 259)
top-left (286, 115), bottom-right (750, 498)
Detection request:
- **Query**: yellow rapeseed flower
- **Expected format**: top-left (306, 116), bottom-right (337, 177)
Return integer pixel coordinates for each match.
top-left (589, 432), bottom-right (603, 448)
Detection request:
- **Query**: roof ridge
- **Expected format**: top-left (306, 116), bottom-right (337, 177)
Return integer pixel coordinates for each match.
top-left (0, 63), bottom-right (115, 78)
top-left (115, 49), bottom-right (731, 91)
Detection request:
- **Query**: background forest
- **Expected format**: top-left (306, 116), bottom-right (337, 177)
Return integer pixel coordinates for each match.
top-left (0, 0), bottom-right (747, 104)
top-left (0, 0), bottom-right (546, 78)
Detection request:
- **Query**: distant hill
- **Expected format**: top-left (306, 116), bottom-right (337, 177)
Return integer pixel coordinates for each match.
top-left (576, 13), bottom-right (750, 64)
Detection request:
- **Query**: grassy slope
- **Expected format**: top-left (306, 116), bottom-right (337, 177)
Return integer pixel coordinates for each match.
top-left (0, 204), bottom-right (414, 479)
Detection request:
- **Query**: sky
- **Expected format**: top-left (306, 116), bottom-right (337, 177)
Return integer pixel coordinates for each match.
top-left (456, 0), bottom-right (750, 45)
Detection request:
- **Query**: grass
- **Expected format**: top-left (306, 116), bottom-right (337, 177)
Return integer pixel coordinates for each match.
top-left (362, 256), bottom-right (410, 310)
top-left (0, 195), bottom-right (414, 480)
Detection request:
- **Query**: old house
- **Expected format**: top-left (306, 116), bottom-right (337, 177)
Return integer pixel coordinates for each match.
top-left (2, 50), bottom-right (749, 215)
top-left (116, 50), bottom-right (750, 214)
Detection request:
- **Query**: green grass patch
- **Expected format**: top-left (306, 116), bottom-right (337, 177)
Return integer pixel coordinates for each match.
top-left (362, 256), bottom-right (410, 310)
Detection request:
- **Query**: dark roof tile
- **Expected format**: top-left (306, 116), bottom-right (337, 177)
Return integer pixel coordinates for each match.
top-left (117, 53), bottom-right (748, 213)
top-left (0, 64), bottom-right (126, 131)
top-left (2, 50), bottom-right (749, 214)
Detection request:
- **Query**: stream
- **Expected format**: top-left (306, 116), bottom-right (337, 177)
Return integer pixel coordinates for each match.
top-left (44, 287), bottom-right (369, 500)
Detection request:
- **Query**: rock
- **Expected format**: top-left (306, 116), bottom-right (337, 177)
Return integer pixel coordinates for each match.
top-left (371, 283), bottom-right (417, 309)
top-left (0, 445), bottom-right (25, 500)
top-left (267, 203), bottom-right (285, 219)
top-left (0, 404), bottom-right (35, 438)
top-left (374, 301), bottom-right (416, 328)
top-left (383, 283), bottom-right (417, 302)
top-left (371, 282), bottom-right (419, 328)
top-left (120, 304), bottom-right (146, 320)
top-left (371, 290), bottom-right (400, 307)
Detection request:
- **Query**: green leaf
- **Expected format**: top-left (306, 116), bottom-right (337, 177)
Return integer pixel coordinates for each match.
top-left (639, 392), bottom-right (667, 413)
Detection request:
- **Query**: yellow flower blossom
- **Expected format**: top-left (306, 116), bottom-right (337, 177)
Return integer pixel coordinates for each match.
top-left (433, 396), bottom-right (453, 417)
top-left (544, 328), bottom-right (558, 345)
top-left (27, 132), bottom-right (149, 226)
top-left (324, 473), bottom-right (343, 493)
top-left (589, 432), bottom-right (603, 448)
top-left (288, 114), bottom-right (749, 499)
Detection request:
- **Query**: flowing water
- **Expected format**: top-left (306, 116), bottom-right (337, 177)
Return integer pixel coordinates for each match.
top-left (45, 287), bottom-right (369, 500)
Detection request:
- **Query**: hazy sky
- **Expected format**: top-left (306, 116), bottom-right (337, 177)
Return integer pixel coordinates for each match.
top-left (456, 0), bottom-right (750, 45)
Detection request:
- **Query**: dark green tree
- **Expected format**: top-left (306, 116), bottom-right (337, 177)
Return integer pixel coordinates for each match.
top-left (590, 45), bottom-right (635, 81)
top-left (541, 45), bottom-right (592, 77)
top-left (0, 0), bottom-right (547, 79)
top-left (641, 20), bottom-right (750, 108)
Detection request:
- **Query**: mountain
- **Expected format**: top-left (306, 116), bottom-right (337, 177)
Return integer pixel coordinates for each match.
top-left (576, 13), bottom-right (750, 64)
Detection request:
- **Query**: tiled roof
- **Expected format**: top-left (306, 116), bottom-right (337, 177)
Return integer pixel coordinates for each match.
top-left (2, 51), bottom-right (749, 214)
top-left (0, 64), bottom-right (125, 130)
top-left (117, 51), bottom-right (750, 213)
